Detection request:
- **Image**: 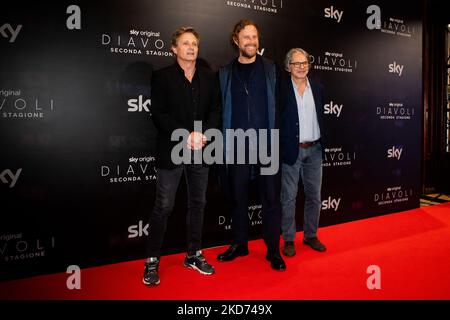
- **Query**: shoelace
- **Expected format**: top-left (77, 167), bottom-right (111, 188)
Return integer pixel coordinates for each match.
top-left (146, 262), bottom-right (158, 272)
top-left (196, 254), bottom-right (206, 262)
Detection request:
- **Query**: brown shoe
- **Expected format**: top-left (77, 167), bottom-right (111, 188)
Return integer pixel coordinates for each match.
top-left (282, 241), bottom-right (296, 257)
top-left (303, 237), bottom-right (326, 252)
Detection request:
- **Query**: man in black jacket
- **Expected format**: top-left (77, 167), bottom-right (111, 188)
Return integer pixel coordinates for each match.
top-left (143, 27), bottom-right (221, 286)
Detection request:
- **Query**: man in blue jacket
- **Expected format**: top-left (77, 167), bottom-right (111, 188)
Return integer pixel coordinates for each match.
top-left (279, 48), bottom-right (327, 257)
top-left (216, 19), bottom-right (286, 271)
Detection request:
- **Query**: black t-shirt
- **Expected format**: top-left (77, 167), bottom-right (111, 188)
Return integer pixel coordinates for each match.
top-left (236, 60), bottom-right (256, 90)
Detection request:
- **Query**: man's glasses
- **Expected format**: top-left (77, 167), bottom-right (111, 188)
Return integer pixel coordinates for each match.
top-left (289, 61), bottom-right (309, 68)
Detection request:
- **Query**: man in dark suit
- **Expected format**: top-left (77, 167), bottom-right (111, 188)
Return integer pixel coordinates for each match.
top-left (279, 48), bottom-right (327, 257)
top-left (216, 19), bottom-right (286, 271)
top-left (143, 27), bottom-right (221, 286)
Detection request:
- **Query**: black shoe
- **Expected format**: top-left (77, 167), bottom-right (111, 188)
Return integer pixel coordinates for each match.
top-left (184, 251), bottom-right (215, 275)
top-left (217, 244), bottom-right (249, 262)
top-left (282, 241), bottom-right (296, 257)
top-left (303, 237), bottom-right (327, 252)
top-left (266, 254), bottom-right (286, 271)
top-left (143, 259), bottom-right (160, 286)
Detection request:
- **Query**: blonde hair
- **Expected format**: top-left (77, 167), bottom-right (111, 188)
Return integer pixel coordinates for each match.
top-left (171, 27), bottom-right (200, 47)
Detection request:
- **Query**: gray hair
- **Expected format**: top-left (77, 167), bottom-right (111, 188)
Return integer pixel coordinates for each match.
top-left (284, 48), bottom-right (310, 71)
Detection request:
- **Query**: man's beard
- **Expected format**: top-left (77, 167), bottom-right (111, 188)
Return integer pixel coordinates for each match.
top-left (240, 46), bottom-right (257, 59)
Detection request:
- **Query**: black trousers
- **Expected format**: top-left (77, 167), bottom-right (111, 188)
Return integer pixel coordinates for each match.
top-left (228, 164), bottom-right (282, 257)
top-left (146, 165), bottom-right (209, 258)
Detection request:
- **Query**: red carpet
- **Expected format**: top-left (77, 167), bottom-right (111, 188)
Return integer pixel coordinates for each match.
top-left (1, 203), bottom-right (450, 300)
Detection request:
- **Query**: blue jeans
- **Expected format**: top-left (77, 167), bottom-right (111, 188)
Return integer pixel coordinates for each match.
top-left (146, 165), bottom-right (209, 258)
top-left (281, 143), bottom-right (322, 241)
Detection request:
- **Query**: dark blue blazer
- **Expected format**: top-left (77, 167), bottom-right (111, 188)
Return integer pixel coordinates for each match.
top-left (280, 73), bottom-right (325, 165)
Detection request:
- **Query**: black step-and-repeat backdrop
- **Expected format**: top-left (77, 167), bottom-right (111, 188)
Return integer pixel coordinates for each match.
top-left (1, 0), bottom-right (422, 281)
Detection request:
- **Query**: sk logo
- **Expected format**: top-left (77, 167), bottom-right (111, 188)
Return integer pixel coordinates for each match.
top-left (0, 24), bottom-right (22, 43)
top-left (0, 169), bottom-right (22, 188)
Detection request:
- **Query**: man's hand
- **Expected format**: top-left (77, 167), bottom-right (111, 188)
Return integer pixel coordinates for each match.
top-left (187, 131), bottom-right (207, 150)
